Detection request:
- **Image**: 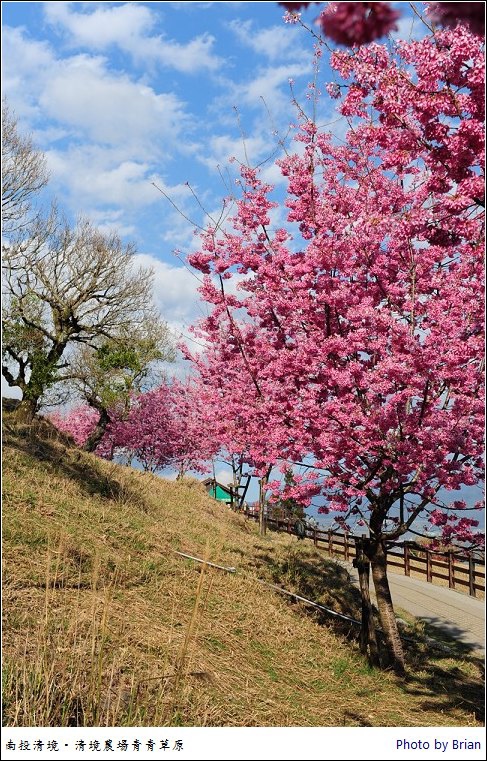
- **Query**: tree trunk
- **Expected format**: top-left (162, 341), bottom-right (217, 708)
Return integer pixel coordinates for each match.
top-left (15, 396), bottom-right (38, 422)
top-left (368, 538), bottom-right (405, 676)
top-left (258, 476), bottom-right (267, 536)
top-left (354, 538), bottom-right (380, 667)
top-left (83, 408), bottom-right (110, 453)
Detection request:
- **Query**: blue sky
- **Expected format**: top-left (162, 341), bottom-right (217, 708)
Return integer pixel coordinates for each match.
top-left (3, 0), bottom-right (322, 353)
top-left (1, 1), bottom-right (424, 365)
top-left (4, 2), bottom-right (482, 526)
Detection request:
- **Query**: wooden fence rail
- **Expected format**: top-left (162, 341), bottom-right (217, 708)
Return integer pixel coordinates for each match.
top-left (241, 508), bottom-right (485, 597)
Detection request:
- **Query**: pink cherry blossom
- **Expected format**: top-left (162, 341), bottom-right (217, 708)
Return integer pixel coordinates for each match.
top-left (187, 25), bottom-right (484, 551)
top-left (427, 2), bottom-right (485, 36)
top-left (318, 2), bottom-right (399, 46)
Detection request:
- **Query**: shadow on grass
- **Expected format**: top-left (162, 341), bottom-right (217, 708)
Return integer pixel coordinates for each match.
top-left (399, 623), bottom-right (485, 723)
top-left (253, 541), bottom-right (485, 723)
top-left (252, 542), bottom-right (365, 629)
top-left (4, 417), bottom-right (143, 508)
top-left (342, 711), bottom-right (374, 727)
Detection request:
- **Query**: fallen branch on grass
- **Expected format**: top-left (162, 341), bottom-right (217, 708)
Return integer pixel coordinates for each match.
top-left (173, 550), bottom-right (419, 643)
top-left (174, 550), bottom-right (236, 573)
top-left (255, 578), bottom-right (362, 627)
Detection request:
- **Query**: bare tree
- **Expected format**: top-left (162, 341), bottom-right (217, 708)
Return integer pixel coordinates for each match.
top-left (2, 100), bottom-right (49, 235)
top-left (2, 217), bottom-right (164, 420)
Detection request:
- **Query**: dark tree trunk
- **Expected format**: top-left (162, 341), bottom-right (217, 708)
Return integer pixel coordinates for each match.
top-left (258, 476), bottom-right (267, 536)
top-left (15, 396), bottom-right (38, 422)
top-left (83, 408), bottom-right (110, 453)
top-left (354, 537), bottom-right (380, 667)
top-left (367, 538), bottom-right (406, 676)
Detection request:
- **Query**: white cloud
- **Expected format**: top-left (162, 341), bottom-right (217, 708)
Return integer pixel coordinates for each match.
top-left (38, 55), bottom-right (187, 156)
top-left (198, 132), bottom-right (278, 173)
top-left (227, 19), bottom-right (306, 61)
top-left (44, 1), bottom-right (154, 48)
top-left (83, 208), bottom-right (137, 239)
top-left (45, 146), bottom-right (158, 209)
top-left (134, 254), bottom-right (205, 326)
top-left (213, 468), bottom-right (234, 487)
top-left (3, 26), bottom-right (190, 161)
top-left (260, 159), bottom-right (288, 187)
top-left (3, 25), bottom-right (193, 224)
top-left (1, 27), bottom-right (56, 122)
top-left (43, 1), bottom-right (224, 73)
top-left (389, 13), bottom-right (426, 42)
top-left (212, 60), bottom-right (312, 125)
top-left (237, 63), bottom-right (311, 112)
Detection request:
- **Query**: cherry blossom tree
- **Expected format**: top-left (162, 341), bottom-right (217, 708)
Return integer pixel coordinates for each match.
top-left (49, 404), bottom-right (117, 459)
top-left (50, 376), bottom-right (220, 476)
top-left (167, 378), bottom-right (222, 477)
top-left (108, 378), bottom-right (219, 475)
top-left (186, 23), bottom-right (484, 673)
top-left (111, 386), bottom-right (177, 472)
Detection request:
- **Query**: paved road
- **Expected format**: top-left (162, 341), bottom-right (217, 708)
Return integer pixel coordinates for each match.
top-left (339, 560), bottom-right (485, 655)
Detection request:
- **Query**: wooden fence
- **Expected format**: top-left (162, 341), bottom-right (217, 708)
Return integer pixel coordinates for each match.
top-left (241, 508), bottom-right (485, 597)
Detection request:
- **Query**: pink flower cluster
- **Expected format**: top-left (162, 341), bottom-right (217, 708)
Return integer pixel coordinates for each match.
top-left (427, 2), bottom-right (485, 36)
top-left (49, 406), bottom-right (100, 448)
top-left (319, 2), bottom-right (399, 46)
top-left (186, 26), bottom-right (484, 547)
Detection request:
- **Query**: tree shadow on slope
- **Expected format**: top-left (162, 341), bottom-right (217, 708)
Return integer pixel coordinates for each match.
top-left (252, 543), bottom-right (365, 628)
top-left (3, 415), bottom-right (143, 509)
top-left (252, 542), bottom-right (485, 723)
top-left (399, 620), bottom-right (485, 723)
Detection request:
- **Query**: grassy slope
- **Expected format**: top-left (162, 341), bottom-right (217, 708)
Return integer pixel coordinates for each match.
top-left (2, 413), bottom-right (484, 727)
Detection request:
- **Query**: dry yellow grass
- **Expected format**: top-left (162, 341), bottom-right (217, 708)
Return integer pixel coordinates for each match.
top-left (2, 413), bottom-right (484, 727)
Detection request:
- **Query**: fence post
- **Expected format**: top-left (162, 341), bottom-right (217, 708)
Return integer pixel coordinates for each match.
top-left (448, 550), bottom-right (454, 589)
top-left (426, 547), bottom-right (432, 583)
top-left (404, 542), bottom-right (410, 577)
top-left (328, 529), bottom-right (333, 556)
top-left (469, 556), bottom-right (476, 597)
top-left (344, 532), bottom-right (349, 561)
top-left (313, 528), bottom-right (318, 547)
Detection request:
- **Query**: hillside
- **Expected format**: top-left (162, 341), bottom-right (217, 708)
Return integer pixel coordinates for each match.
top-left (2, 411), bottom-right (484, 727)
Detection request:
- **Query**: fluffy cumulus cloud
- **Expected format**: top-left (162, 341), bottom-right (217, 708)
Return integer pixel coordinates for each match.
top-left (43, 1), bottom-right (223, 73)
top-left (3, 25), bottom-right (189, 156)
top-left (2, 1), bottom-right (341, 359)
top-left (38, 55), bottom-right (188, 155)
top-left (2, 22), bottom-right (193, 229)
top-left (133, 253), bottom-right (207, 340)
top-left (2, 27), bottom-right (55, 120)
top-left (45, 145), bottom-right (154, 208)
top-left (227, 18), bottom-right (305, 61)
top-left (1, 28), bottom-right (189, 162)
top-left (43, 1), bottom-right (154, 48)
